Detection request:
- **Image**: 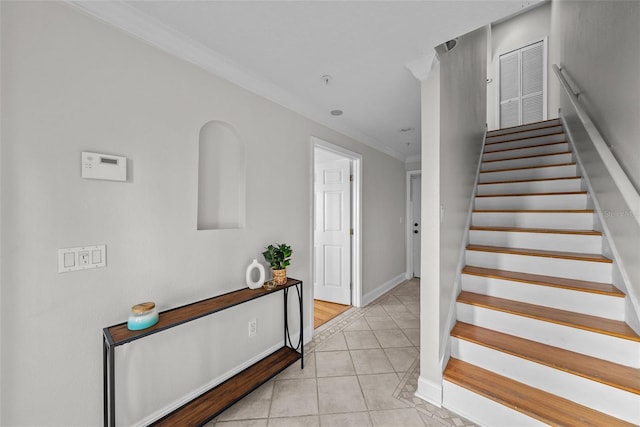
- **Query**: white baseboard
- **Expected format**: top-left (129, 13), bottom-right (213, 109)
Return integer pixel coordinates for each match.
top-left (415, 375), bottom-right (443, 407)
top-left (361, 273), bottom-right (406, 306)
top-left (135, 342), bottom-right (285, 426)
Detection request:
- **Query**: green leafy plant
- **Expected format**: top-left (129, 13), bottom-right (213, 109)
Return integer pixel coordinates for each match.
top-left (262, 243), bottom-right (293, 270)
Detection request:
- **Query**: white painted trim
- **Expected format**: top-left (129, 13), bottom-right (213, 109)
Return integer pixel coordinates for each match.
top-left (361, 273), bottom-right (406, 307)
top-left (63, 1), bottom-right (405, 161)
top-left (310, 137), bottom-right (363, 312)
top-left (406, 170), bottom-right (421, 279)
top-left (415, 375), bottom-right (442, 407)
top-left (405, 154), bottom-right (422, 164)
top-left (560, 116), bottom-right (640, 334)
top-left (135, 341), bottom-right (284, 426)
top-left (405, 53), bottom-right (436, 82)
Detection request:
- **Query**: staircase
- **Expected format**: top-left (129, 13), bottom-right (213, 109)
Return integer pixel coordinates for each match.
top-left (442, 119), bottom-right (640, 426)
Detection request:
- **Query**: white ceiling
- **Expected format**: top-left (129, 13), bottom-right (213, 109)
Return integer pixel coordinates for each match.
top-left (69, 1), bottom-right (542, 162)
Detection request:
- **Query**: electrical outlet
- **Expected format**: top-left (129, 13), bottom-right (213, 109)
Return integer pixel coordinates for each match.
top-left (248, 319), bottom-right (257, 337)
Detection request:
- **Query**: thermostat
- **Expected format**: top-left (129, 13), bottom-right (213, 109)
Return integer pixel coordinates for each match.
top-left (82, 152), bottom-right (127, 181)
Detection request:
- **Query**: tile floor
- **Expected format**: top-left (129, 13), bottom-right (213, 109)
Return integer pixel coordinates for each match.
top-left (208, 279), bottom-right (475, 427)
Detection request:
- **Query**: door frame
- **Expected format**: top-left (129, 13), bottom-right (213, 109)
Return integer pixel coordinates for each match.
top-left (406, 170), bottom-right (421, 279)
top-left (496, 37), bottom-right (548, 128)
top-left (310, 137), bottom-right (362, 316)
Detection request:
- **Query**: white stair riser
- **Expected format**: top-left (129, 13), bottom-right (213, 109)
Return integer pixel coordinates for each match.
top-left (487, 119), bottom-right (562, 138)
top-left (482, 142), bottom-right (569, 161)
top-left (443, 381), bottom-right (546, 427)
top-left (476, 178), bottom-right (582, 195)
top-left (485, 134), bottom-right (566, 153)
top-left (475, 194), bottom-right (587, 210)
top-left (486, 126), bottom-right (564, 144)
top-left (456, 303), bottom-right (640, 367)
top-left (465, 250), bottom-right (612, 282)
top-left (479, 164), bottom-right (577, 183)
top-left (481, 153), bottom-right (573, 172)
top-left (472, 212), bottom-right (594, 230)
top-left (461, 274), bottom-right (624, 320)
top-left (451, 338), bottom-right (640, 424)
top-left (468, 230), bottom-right (601, 254)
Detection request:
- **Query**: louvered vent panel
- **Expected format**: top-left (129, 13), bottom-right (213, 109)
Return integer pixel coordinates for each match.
top-left (500, 52), bottom-right (520, 102)
top-left (522, 43), bottom-right (544, 96)
top-left (522, 94), bottom-right (544, 124)
top-left (500, 101), bottom-right (520, 128)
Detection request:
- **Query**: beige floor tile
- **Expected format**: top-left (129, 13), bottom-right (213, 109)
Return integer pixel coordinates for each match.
top-left (395, 295), bottom-right (418, 305)
top-left (276, 354), bottom-right (316, 380)
top-left (370, 408), bottom-right (426, 426)
top-left (364, 306), bottom-right (389, 318)
top-left (373, 329), bottom-right (412, 348)
top-left (342, 317), bottom-right (371, 331)
top-left (379, 295), bottom-right (403, 306)
top-left (317, 376), bottom-right (367, 414)
top-left (406, 303), bottom-right (421, 316)
top-left (384, 347), bottom-right (419, 373)
top-left (269, 379), bottom-right (318, 417)
top-left (315, 351), bottom-right (356, 377)
top-left (217, 381), bottom-right (274, 421)
top-left (320, 412), bottom-right (373, 426)
top-left (350, 349), bottom-right (394, 375)
top-left (365, 316), bottom-right (398, 330)
top-left (316, 333), bottom-right (348, 352)
top-left (403, 328), bottom-right (420, 347)
top-left (382, 303), bottom-right (411, 315)
top-left (268, 415), bottom-right (320, 427)
top-left (391, 313), bottom-right (420, 329)
top-left (214, 419), bottom-right (268, 427)
top-left (358, 373), bottom-right (408, 410)
top-left (344, 330), bottom-right (381, 349)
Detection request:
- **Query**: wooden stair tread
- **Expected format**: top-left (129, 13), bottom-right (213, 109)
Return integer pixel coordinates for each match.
top-left (480, 162), bottom-right (575, 174)
top-left (483, 141), bottom-right (568, 155)
top-left (467, 244), bottom-right (612, 263)
top-left (482, 151), bottom-right (572, 163)
top-left (451, 322), bottom-right (640, 395)
top-left (485, 131), bottom-right (565, 146)
top-left (486, 119), bottom-right (562, 136)
top-left (152, 347), bottom-right (301, 426)
top-left (469, 226), bottom-right (601, 236)
top-left (444, 358), bottom-right (636, 427)
top-left (473, 209), bottom-right (594, 213)
top-left (457, 291), bottom-right (640, 342)
top-left (478, 176), bottom-right (582, 185)
top-left (476, 191), bottom-right (587, 198)
top-left (462, 266), bottom-right (621, 296)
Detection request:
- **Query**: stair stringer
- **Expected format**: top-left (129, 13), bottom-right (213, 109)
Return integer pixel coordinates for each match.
top-left (561, 115), bottom-right (640, 335)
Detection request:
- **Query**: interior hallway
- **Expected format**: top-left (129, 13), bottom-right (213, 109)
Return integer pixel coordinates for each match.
top-left (208, 279), bottom-right (476, 426)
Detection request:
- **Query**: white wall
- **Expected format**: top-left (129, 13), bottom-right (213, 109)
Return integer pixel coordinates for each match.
top-left (550, 0), bottom-right (640, 328)
top-left (487, 2), bottom-right (554, 130)
top-left (0, 2), bottom-right (406, 425)
top-left (438, 26), bottom-right (487, 351)
top-left (417, 26), bottom-right (487, 406)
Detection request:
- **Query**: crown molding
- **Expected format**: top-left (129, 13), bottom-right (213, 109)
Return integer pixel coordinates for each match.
top-left (405, 52), bottom-right (436, 82)
top-left (64, 1), bottom-right (405, 161)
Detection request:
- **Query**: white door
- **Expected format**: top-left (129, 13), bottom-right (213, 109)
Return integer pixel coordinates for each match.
top-left (411, 176), bottom-right (421, 278)
top-left (499, 40), bottom-right (545, 128)
top-left (314, 152), bottom-right (351, 305)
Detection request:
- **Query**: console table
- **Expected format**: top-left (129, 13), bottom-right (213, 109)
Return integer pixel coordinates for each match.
top-left (102, 278), bottom-right (304, 427)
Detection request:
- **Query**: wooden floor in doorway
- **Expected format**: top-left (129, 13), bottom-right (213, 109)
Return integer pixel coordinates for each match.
top-left (314, 299), bottom-right (351, 329)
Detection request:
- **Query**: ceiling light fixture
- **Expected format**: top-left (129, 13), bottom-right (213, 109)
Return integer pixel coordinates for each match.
top-left (330, 109), bottom-right (343, 116)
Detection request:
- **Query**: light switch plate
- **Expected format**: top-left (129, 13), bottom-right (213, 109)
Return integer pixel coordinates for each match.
top-left (58, 245), bottom-right (106, 273)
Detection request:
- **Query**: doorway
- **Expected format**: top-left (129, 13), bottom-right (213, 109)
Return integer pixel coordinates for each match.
top-left (406, 171), bottom-right (421, 278)
top-left (311, 137), bottom-right (362, 330)
top-left (498, 39), bottom-right (547, 128)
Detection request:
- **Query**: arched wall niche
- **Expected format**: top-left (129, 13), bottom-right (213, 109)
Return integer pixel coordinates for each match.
top-left (197, 120), bottom-right (246, 230)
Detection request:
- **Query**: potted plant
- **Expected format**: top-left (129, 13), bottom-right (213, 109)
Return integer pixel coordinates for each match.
top-left (262, 243), bottom-right (292, 285)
